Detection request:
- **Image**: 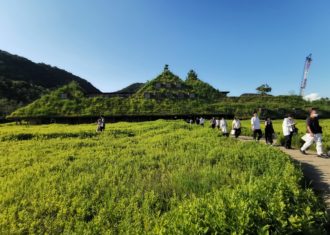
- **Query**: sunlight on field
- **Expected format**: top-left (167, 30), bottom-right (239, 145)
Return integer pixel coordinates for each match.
top-left (0, 120), bottom-right (328, 234)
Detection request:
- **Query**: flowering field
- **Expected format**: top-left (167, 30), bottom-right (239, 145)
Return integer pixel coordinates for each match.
top-left (0, 120), bottom-right (327, 234)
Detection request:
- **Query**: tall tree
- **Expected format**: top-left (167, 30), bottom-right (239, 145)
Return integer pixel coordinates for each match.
top-left (186, 70), bottom-right (198, 81)
top-left (256, 84), bottom-right (272, 95)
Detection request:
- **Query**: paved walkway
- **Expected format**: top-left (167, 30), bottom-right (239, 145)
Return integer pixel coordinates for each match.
top-left (239, 136), bottom-right (330, 210)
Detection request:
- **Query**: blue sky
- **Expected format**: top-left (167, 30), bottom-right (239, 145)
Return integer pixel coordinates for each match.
top-left (0, 0), bottom-right (329, 97)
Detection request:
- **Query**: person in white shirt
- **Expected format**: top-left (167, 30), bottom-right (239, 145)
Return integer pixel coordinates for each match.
top-left (232, 117), bottom-right (241, 138)
top-left (199, 117), bottom-right (205, 127)
top-left (282, 114), bottom-right (295, 149)
top-left (220, 117), bottom-right (228, 137)
top-left (215, 118), bottom-right (220, 129)
top-left (251, 112), bottom-right (262, 141)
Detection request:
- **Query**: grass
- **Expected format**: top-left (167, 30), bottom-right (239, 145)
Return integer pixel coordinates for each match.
top-left (0, 120), bottom-right (328, 234)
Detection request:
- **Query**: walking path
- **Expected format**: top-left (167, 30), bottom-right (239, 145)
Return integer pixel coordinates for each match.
top-left (239, 136), bottom-right (330, 210)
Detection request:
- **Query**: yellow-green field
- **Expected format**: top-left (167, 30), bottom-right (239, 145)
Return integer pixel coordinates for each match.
top-left (0, 120), bottom-right (328, 234)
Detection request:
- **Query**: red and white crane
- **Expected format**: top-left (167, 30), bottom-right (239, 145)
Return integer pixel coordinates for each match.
top-left (299, 54), bottom-right (312, 96)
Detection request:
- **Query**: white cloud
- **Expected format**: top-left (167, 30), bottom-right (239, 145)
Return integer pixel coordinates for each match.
top-left (304, 93), bottom-right (321, 101)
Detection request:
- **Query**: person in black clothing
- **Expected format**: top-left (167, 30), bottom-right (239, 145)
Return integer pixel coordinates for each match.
top-left (101, 116), bottom-right (106, 131)
top-left (300, 108), bottom-right (327, 157)
top-left (210, 117), bottom-right (216, 128)
top-left (264, 117), bottom-right (275, 145)
top-left (195, 117), bottom-right (200, 125)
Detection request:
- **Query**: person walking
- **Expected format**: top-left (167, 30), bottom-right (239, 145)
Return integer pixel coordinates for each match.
top-left (195, 117), bottom-right (200, 125)
top-left (199, 117), bottom-right (205, 127)
top-left (264, 117), bottom-right (275, 145)
top-left (220, 117), bottom-right (229, 137)
top-left (100, 116), bottom-right (106, 132)
top-left (96, 117), bottom-right (102, 132)
top-left (232, 117), bottom-right (241, 138)
top-left (282, 114), bottom-right (295, 149)
top-left (210, 117), bottom-right (216, 128)
top-left (300, 108), bottom-right (327, 157)
top-left (251, 112), bottom-right (262, 141)
top-left (215, 118), bottom-right (220, 129)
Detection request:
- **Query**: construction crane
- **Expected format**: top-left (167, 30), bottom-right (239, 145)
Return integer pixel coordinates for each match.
top-left (299, 54), bottom-right (312, 96)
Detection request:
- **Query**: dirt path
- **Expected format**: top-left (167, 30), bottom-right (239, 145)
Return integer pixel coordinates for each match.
top-left (239, 136), bottom-right (330, 210)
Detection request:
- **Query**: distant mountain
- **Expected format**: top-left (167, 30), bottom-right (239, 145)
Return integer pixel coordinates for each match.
top-left (115, 83), bottom-right (144, 93)
top-left (0, 50), bottom-right (100, 93)
top-left (0, 78), bottom-right (48, 103)
top-left (0, 49), bottom-right (100, 117)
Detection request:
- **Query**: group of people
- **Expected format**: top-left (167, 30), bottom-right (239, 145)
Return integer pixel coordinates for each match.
top-left (190, 108), bottom-right (328, 158)
top-left (190, 116), bottom-right (242, 138)
top-left (251, 109), bottom-right (327, 157)
top-left (250, 111), bottom-right (292, 146)
top-left (97, 108), bottom-right (327, 157)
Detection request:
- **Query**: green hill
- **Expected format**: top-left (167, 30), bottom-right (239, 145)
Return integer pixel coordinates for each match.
top-left (135, 65), bottom-right (191, 99)
top-left (7, 64), bottom-right (330, 120)
top-left (9, 82), bottom-right (87, 117)
top-left (9, 81), bottom-right (207, 118)
top-left (135, 65), bottom-right (224, 100)
top-left (0, 49), bottom-right (100, 117)
top-left (9, 82), bottom-right (330, 120)
top-left (8, 65), bottom-right (228, 118)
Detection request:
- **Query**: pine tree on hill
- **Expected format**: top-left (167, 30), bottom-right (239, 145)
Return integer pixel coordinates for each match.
top-left (186, 70), bottom-right (199, 81)
top-left (185, 70), bottom-right (223, 100)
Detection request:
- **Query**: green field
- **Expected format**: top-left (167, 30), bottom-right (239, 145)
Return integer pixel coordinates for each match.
top-left (0, 120), bottom-right (328, 234)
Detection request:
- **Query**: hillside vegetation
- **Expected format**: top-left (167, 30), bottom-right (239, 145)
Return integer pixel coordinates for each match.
top-left (9, 81), bottom-right (330, 119)
top-left (134, 66), bottom-right (224, 100)
top-left (5, 60), bottom-right (330, 119)
top-left (0, 120), bottom-right (327, 234)
top-left (0, 50), bottom-right (100, 117)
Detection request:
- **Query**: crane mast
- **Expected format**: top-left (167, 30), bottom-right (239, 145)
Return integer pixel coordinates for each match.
top-left (299, 54), bottom-right (312, 96)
